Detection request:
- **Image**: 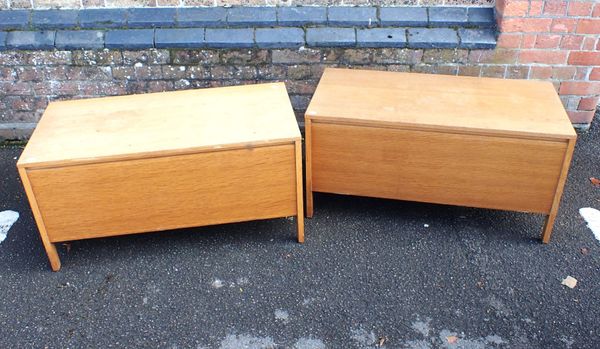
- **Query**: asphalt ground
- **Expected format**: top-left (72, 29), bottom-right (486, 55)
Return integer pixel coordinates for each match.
top-left (0, 114), bottom-right (598, 349)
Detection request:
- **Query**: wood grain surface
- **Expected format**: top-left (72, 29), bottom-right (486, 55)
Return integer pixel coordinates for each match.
top-left (310, 122), bottom-right (568, 214)
top-left (27, 145), bottom-right (297, 242)
top-left (542, 137), bottom-right (576, 243)
top-left (294, 140), bottom-right (305, 243)
top-left (17, 168), bottom-right (61, 271)
top-left (18, 83), bottom-right (300, 168)
top-left (306, 68), bottom-right (577, 140)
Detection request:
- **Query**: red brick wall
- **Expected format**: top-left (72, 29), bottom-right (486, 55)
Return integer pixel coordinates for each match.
top-left (496, 0), bottom-right (600, 124)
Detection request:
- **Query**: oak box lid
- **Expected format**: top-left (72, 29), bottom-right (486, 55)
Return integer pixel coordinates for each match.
top-left (306, 68), bottom-right (577, 140)
top-left (18, 83), bottom-right (301, 168)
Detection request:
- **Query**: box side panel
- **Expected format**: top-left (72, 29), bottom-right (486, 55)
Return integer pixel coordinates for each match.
top-left (311, 122), bottom-right (568, 214)
top-left (27, 144), bottom-right (297, 242)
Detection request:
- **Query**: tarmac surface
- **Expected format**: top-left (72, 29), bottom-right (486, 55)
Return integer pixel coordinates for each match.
top-left (0, 115), bottom-right (599, 348)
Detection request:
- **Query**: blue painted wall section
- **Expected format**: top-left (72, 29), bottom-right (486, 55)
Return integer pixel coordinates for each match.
top-left (0, 6), bottom-right (496, 50)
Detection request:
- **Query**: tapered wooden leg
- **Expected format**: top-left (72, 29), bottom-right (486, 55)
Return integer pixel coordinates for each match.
top-left (296, 214), bottom-right (305, 243)
top-left (18, 167), bottom-right (62, 271)
top-left (295, 140), bottom-right (305, 243)
top-left (43, 241), bottom-right (61, 271)
top-left (541, 214), bottom-right (556, 244)
top-left (304, 117), bottom-right (314, 218)
top-left (541, 138), bottom-right (575, 244)
top-left (306, 190), bottom-right (314, 218)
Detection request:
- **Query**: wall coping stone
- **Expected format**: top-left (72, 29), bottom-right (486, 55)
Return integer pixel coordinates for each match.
top-left (0, 6), bottom-right (496, 50)
top-left (379, 7), bottom-right (428, 27)
top-left (0, 26), bottom-right (496, 50)
top-left (105, 29), bottom-right (154, 49)
top-left (0, 6), bottom-right (495, 30)
top-left (357, 28), bottom-right (407, 48)
top-left (256, 27), bottom-right (304, 48)
top-left (467, 7), bottom-right (495, 27)
top-left (306, 27), bottom-right (356, 47)
top-left (177, 8), bottom-right (227, 27)
top-left (55, 30), bottom-right (104, 49)
top-left (0, 32), bottom-right (6, 50)
top-left (79, 9), bottom-right (128, 29)
top-left (205, 28), bottom-right (254, 48)
top-left (155, 28), bottom-right (205, 48)
top-left (429, 7), bottom-right (468, 27)
top-left (407, 27), bottom-right (459, 49)
top-left (227, 7), bottom-right (277, 27)
top-left (6, 30), bottom-right (55, 49)
top-left (32, 9), bottom-right (79, 30)
top-left (0, 10), bottom-right (30, 30)
top-left (277, 7), bottom-right (327, 26)
top-left (458, 28), bottom-right (495, 49)
top-left (328, 6), bottom-right (378, 26)
top-left (127, 8), bottom-right (177, 28)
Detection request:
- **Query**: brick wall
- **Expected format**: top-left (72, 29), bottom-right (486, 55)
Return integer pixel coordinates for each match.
top-left (495, 0), bottom-right (600, 125)
top-left (1, 47), bottom-right (513, 139)
top-left (0, 0), bottom-right (494, 9)
top-left (0, 2), bottom-right (599, 140)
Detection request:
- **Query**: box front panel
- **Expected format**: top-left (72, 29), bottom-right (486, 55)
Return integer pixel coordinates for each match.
top-left (311, 122), bottom-right (568, 214)
top-left (27, 144), bottom-right (297, 242)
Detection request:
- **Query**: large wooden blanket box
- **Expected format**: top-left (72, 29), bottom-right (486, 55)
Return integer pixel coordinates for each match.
top-left (18, 83), bottom-right (304, 271)
top-left (305, 68), bottom-right (576, 243)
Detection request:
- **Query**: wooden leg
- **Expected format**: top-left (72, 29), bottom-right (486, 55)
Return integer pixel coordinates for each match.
top-left (295, 140), bottom-right (305, 243)
top-left (43, 241), bottom-right (62, 271)
top-left (541, 214), bottom-right (556, 244)
top-left (306, 189), bottom-right (314, 218)
top-left (304, 117), bottom-right (314, 218)
top-left (542, 138), bottom-right (573, 243)
top-left (18, 168), bottom-right (62, 271)
top-left (296, 214), bottom-right (305, 243)
top-left (541, 138), bottom-right (575, 244)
